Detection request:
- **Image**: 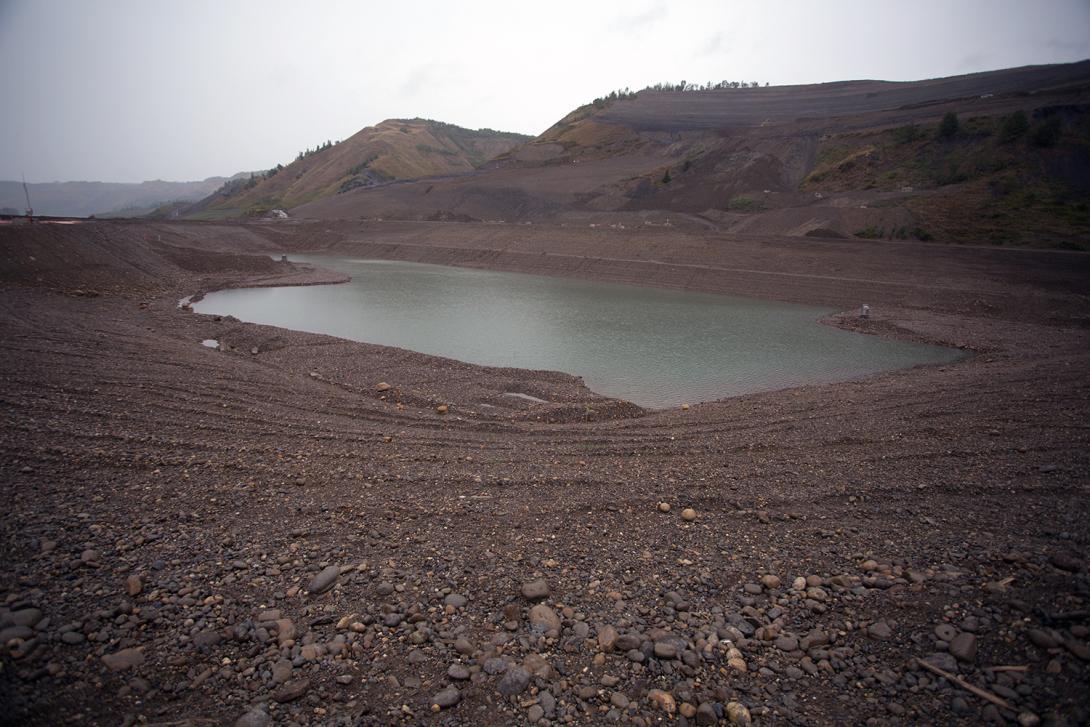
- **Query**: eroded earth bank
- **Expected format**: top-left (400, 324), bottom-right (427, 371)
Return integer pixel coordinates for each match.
top-left (1, 219), bottom-right (1088, 726)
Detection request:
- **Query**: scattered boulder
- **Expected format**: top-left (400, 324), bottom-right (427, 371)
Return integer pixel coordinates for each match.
top-left (868, 620), bottom-right (893, 640)
top-left (1049, 552), bottom-right (1084, 572)
top-left (101, 648), bottom-right (144, 672)
top-left (653, 641), bottom-right (678, 659)
top-left (696, 702), bottom-right (718, 725)
top-left (598, 624), bottom-right (619, 652)
top-left (1028, 629), bottom-right (1058, 650)
top-left (727, 702), bottom-right (753, 726)
top-left (274, 678), bottom-right (310, 703)
top-left (949, 632), bottom-right (978, 663)
top-left (276, 618), bottom-right (296, 646)
top-left (648, 689), bottom-right (677, 714)
top-left (234, 710), bottom-right (272, 727)
top-left (192, 630), bottom-right (222, 649)
top-left (272, 660), bottom-right (293, 684)
top-left (924, 652), bottom-right (959, 673)
top-left (431, 686), bottom-right (460, 709)
top-left (529, 604), bottom-right (561, 634)
top-left (774, 635), bottom-right (798, 652)
top-left (6, 609), bottom-right (42, 628)
top-left (497, 666), bottom-right (530, 696)
top-left (444, 593), bottom-right (468, 609)
top-left (307, 565), bottom-right (340, 594)
top-left (521, 579), bottom-right (549, 601)
top-left (934, 623), bottom-right (958, 642)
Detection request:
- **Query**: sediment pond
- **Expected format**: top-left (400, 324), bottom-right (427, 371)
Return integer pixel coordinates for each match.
top-left (193, 256), bottom-right (962, 408)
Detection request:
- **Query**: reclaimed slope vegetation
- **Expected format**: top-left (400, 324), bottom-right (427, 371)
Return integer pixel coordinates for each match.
top-left (179, 119), bottom-right (530, 218)
top-left (800, 110), bottom-right (1090, 247)
top-left (294, 61), bottom-right (1090, 248)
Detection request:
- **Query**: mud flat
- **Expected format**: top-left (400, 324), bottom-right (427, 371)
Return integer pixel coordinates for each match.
top-left (1, 219), bottom-right (1088, 726)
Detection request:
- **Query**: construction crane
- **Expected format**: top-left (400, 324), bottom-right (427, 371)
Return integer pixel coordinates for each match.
top-left (22, 173), bottom-right (33, 220)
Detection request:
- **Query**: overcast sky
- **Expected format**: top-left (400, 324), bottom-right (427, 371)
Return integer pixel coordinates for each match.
top-left (2, 0), bottom-right (1088, 183)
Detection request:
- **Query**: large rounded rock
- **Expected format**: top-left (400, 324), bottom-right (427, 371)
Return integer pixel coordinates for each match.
top-left (0, 625), bottom-right (32, 642)
top-left (497, 666), bottom-right (531, 696)
top-left (653, 641), bottom-right (678, 659)
top-left (598, 624), bottom-right (619, 652)
top-left (529, 604), bottom-right (561, 634)
top-left (6, 609), bottom-right (43, 628)
top-left (648, 689), bottom-right (676, 714)
top-left (727, 702), bottom-right (753, 726)
top-left (521, 579), bottom-right (549, 601)
top-left (274, 678), bottom-right (310, 703)
top-left (234, 710), bottom-right (272, 727)
top-left (101, 648), bottom-right (144, 672)
top-left (949, 632), bottom-right (978, 663)
top-left (868, 621), bottom-right (892, 640)
top-left (934, 624), bottom-right (958, 642)
top-left (431, 686), bottom-right (460, 709)
top-left (696, 702), bottom-right (718, 726)
top-left (307, 565), bottom-right (341, 594)
top-left (923, 651), bottom-right (958, 672)
top-left (444, 593), bottom-right (468, 609)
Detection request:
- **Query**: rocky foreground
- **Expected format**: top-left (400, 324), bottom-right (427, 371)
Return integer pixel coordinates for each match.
top-left (1, 220), bottom-right (1088, 726)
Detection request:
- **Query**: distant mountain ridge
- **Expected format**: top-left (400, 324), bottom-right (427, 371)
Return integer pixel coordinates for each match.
top-left (0, 176), bottom-right (246, 218)
top-left (178, 119), bottom-right (531, 219)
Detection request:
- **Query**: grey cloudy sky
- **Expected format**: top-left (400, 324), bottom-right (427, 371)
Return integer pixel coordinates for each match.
top-left (2, 0), bottom-right (1088, 183)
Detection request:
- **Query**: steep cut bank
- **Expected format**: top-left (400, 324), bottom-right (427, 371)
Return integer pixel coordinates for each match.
top-left (1, 219), bottom-right (1088, 726)
top-left (295, 61), bottom-right (1090, 248)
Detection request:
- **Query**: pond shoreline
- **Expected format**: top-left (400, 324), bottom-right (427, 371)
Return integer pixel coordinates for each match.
top-left (193, 254), bottom-right (963, 409)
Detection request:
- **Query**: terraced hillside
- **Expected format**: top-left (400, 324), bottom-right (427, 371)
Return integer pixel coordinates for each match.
top-left (296, 61), bottom-right (1090, 248)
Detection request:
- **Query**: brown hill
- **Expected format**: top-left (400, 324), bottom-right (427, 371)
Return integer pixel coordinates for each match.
top-left (295, 61), bottom-right (1090, 248)
top-left (180, 119), bottom-right (530, 219)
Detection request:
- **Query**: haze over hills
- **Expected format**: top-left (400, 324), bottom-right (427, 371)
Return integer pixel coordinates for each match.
top-left (0, 176), bottom-right (246, 218)
top-left (295, 61), bottom-right (1090, 248)
top-left (175, 119), bottom-right (531, 219)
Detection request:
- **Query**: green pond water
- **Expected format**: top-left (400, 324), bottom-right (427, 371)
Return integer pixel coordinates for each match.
top-left (192, 256), bottom-right (961, 408)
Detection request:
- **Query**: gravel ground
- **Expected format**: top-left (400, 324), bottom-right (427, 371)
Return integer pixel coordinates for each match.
top-left (0, 220), bottom-right (1087, 726)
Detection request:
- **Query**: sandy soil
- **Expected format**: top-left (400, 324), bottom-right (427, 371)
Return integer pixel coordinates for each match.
top-left (1, 219), bottom-right (1088, 726)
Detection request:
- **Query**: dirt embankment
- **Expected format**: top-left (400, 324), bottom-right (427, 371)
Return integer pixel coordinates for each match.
top-left (277, 219), bottom-right (1090, 329)
top-left (1, 220), bottom-right (1088, 727)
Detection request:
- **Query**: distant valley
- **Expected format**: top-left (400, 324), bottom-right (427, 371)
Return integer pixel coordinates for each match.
top-left (0, 176), bottom-right (247, 218)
